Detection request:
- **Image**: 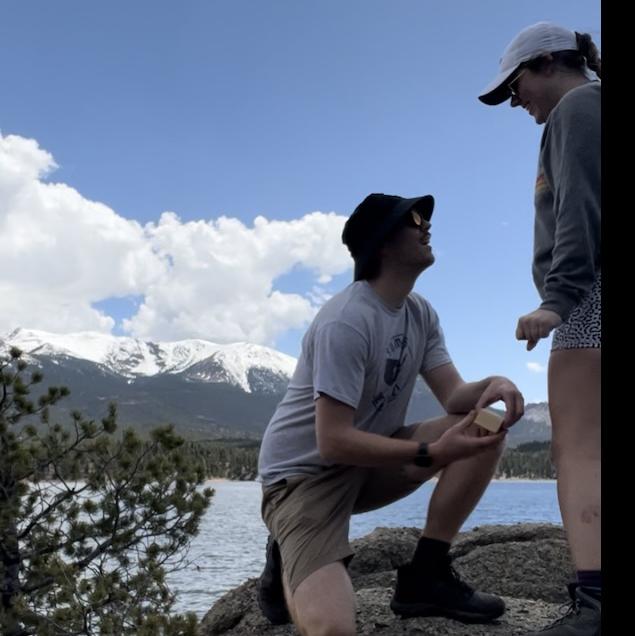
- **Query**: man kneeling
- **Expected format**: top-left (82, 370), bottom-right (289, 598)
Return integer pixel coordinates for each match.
top-left (257, 193), bottom-right (525, 635)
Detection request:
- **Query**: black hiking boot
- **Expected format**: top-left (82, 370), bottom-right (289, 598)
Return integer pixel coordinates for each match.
top-left (256, 535), bottom-right (290, 625)
top-left (390, 556), bottom-right (505, 623)
top-left (523, 584), bottom-right (601, 635)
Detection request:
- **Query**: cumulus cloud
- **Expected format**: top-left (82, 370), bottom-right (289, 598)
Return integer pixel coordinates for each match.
top-left (0, 132), bottom-right (352, 345)
top-left (526, 362), bottom-right (547, 373)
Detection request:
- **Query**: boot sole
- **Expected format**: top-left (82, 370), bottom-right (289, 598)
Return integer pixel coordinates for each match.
top-left (390, 599), bottom-right (504, 624)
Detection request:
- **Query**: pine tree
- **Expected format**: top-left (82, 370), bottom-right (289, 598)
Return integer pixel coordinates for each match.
top-left (0, 348), bottom-right (213, 635)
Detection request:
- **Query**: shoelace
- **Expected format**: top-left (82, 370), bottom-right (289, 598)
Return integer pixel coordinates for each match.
top-left (445, 565), bottom-right (474, 596)
top-left (544, 598), bottom-right (580, 628)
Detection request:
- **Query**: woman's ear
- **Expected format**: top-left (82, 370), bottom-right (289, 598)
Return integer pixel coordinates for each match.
top-left (541, 53), bottom-right (556, 76)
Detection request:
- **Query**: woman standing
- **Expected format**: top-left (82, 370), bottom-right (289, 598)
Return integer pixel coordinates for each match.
top-left (478, 22), bottom-right (601, 636)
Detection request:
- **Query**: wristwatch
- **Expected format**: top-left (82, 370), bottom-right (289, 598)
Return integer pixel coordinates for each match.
top-left (413, 441), bottom-right (433, 468)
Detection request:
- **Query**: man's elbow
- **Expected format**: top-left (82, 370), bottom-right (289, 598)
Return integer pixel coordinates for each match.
top-left (444, 397), bottom-right (462, 415)
top-left (439, 386), bottom-right (463, 415)
top-left (317, 434), bottom-right (344, 463)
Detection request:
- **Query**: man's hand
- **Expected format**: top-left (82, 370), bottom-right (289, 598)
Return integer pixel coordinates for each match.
top-left (474, 377), bottom-right (524, 428)
top-left (429, 410), bottom-right (506, 465)
top-left (516, 308), bottom-right (562, 351)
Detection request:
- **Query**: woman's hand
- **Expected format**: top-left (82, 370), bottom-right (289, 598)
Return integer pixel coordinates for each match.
top-left (516, 308), bottom-right (562, 351)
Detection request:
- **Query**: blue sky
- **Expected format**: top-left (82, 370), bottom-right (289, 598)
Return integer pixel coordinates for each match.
top-left (0, 1), bottom-right (600, 403)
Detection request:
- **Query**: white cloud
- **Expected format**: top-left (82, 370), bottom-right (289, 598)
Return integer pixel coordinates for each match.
top-left (0, 132), bottom-right (353, 345)
top-left (307, 286), bottom-right (334, 306)
top-left (526, 362), bottom-right (547, 373)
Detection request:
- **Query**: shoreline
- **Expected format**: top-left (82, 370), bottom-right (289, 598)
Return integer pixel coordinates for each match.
top-left (493, 477), bottom-right (556, 483)
top-left (206, 476), bottom-right (557, 485)
top-left (33, 476), bottom-right (557, 486)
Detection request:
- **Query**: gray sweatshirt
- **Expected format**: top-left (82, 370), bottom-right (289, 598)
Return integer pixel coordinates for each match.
top-left (533, 81), bottom-right (601, 321)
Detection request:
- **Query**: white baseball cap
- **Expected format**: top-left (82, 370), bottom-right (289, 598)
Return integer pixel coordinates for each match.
top-left (479, 21), bottom-right (598, 106)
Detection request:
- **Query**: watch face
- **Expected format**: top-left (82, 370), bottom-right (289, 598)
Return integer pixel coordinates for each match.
top-left (418, 454), bottom-right (432, 467)
top-left (415, 443), bottom-right (432, 467)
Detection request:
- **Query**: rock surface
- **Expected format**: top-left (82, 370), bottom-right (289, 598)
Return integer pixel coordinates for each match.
top-left (201, 524), bottom-right (573, 635)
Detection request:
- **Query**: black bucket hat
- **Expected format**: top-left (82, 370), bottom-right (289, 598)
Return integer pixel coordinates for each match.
top-left (342, 193), bottom-right (434, 281)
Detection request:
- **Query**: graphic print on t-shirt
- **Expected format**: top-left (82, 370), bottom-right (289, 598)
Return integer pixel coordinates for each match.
top-left (371, 308), bottom-right (409, 414)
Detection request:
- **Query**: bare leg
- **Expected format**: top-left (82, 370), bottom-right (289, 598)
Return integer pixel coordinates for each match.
top-left (283, 572), bottom-right (302, 633)
top-left (362, 415), bottom-right (506, 622)
top-left (356, 413), bottom-right (505, 542)
top-left (283, 562), bottom-right (356, 636)
top-left (548, 348), bottom-right (601, 570)
top-left (423, 429), bottom-right (504, 542)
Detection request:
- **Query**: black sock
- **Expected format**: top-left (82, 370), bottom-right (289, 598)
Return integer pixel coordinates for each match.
top-left (410, 536), bottom-right (451, 571)
top-left (577, 570), bottom-right (602, 598)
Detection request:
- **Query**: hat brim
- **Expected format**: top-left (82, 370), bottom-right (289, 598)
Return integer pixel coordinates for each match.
top-left (478, 67), bottom-right (518, 106)
top-left (353, 194), bottom-right (435, 281)
top-left (393, 194), bottom-right (435, 222)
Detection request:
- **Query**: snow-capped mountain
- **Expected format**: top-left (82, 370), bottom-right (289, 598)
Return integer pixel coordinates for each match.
top-left (523, 401), bottom-right (551, 426)
top-left (1, 328), bottom-right (296, 393)
top-left (1, 328), bottom-right (551, 444)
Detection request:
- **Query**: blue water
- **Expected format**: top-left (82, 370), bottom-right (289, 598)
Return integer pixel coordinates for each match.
top-left (168, 479), bottom-right (560, 618)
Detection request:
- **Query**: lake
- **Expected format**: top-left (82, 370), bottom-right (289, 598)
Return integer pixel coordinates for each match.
top-left (168, 478), bottom-right (561, 617)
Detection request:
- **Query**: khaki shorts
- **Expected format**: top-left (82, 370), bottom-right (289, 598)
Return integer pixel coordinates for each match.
top-left (261, 423), bottom-right (436, 594)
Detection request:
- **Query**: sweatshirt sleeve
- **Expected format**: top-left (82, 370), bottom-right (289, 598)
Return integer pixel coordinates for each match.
top-left (538, 87), bottom-right (601, 320)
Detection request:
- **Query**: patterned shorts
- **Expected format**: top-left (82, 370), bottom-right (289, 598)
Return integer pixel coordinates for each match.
top-left (552, 271), bottom-right (601, 350)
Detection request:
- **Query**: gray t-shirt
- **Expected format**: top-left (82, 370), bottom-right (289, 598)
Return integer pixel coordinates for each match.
top-left (258, 281), bottom-right (452, 486)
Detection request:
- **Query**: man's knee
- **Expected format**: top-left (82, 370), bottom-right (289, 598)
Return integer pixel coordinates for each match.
top-left (407, 413), bottom-right (465, 443)
top-left (298, 604), bottom-right (356, 636)
top-left (292, 562), bottom-right (356, 636)
top-left (303, 620), bottom-right (356, 636)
